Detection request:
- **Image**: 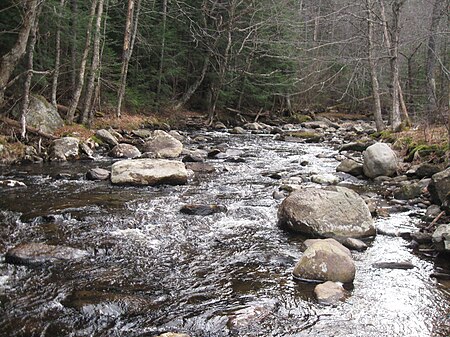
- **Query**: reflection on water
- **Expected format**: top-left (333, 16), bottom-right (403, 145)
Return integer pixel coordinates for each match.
top-left (0, 131), bottom-right (449, 336)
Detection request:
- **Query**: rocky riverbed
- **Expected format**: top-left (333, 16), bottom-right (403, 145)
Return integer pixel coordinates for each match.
top-left (0, 119), bottom-right (449, 336)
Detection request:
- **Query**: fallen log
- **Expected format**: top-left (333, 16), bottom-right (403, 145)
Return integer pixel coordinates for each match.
top-left (0, 116), bottom-right (58, 140)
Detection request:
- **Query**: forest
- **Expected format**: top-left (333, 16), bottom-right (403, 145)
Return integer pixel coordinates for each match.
top-left (0, 0), bottom-right (448, 133)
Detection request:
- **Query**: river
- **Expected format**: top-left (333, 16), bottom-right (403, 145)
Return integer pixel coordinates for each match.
top-left (0, 130), bottom-right (449, 336)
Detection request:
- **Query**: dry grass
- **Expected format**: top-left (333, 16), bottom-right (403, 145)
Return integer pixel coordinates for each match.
top-left (54, 124), bottom-right (94, 141)
top-left (92, 113), bottom-right (151, 130)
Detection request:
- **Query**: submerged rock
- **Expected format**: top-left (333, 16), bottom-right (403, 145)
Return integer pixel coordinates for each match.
top-left (62, 290), bottom-right (160, 317)
top-left (0, 180), bottom-right (26, 187)
top-left (278, 186), bottom-right (375, 238)
top-left (110, 159), bottom-right (188, 186)
top-left (5, 243), bottom-right (88, 265)
top-left (372, 261), bottom-right (415, 270)
top-left (314, 281), bottom-right (347, 304)
top-left (185, 162), bottom-right (215, 173)
top-left (86, 167), bottom-right (110, 181)
top-left (180, 204), bottom-right (227, 216)
top-left (293, 239), bottom-right (355, 283)
top-left (341, 237), bottom-right (368, 251)
top-left (363, 143), bottom-right (398, 178)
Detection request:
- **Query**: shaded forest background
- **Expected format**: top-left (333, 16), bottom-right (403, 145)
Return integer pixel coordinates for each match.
top-left (0, 0), bottom-right (448, 131)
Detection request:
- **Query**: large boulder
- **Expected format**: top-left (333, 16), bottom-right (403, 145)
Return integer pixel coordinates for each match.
top-left (428, 167), bottom-right (450, 206)
top-left (293, 239), bottom-right (356, 283)
top-left (110, 159), bottom-right (188, 186)
top-left (142, 130), bottom-right (183, 158)
top-left (363, 143), bottom-right (398, 178)
top-left (50, 137), bottom-right (80, 161)
top-left (5, 243), bottom-right (88, 265)
top-left (13, 95), bottom-right (64, 134)
top-left (278, 186), bottom-right (375, 238)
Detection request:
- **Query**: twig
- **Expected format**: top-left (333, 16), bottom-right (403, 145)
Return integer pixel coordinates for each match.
top-left (425, 210), bottom-right (445, 231)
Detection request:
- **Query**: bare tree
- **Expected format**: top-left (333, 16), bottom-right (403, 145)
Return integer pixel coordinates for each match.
top-left (156, 0), bottom-right (168, 98)
top-left (366, 0), bottom-right (385, 132)
top-left (379, 0), bottom-right (403, 131)
top-left (80, 0), bottom-right (105, 124)
top-left (66, 0), bottom-right (99, 123)
top-left (426, 0), bottom-right (446, 114)
top-left (116, 0), bottom-right (141, 117)
top-left (51, 0), bottom-right (66, 107)
top-left (20, 2), bottom-right (43, 138)
top-left (0, 0), bottom-right (41, 109)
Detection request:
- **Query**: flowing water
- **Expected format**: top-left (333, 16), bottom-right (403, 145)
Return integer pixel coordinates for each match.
top-left (0, 131), bottom-right (449, 337)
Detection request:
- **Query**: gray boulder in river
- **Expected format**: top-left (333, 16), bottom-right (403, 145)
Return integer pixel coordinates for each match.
top-left (110, 159), bottom-right (188, 186)
top-left (49, 137), bottom-right (80, 161)
top-left (142, 130), bottom-right (183, 158)
top-left (363, 142), bottom-right (398, 178)
top-left (278, 186), bottom-right (375, 238)
top-left (293, 239), bottom-right (356, 283)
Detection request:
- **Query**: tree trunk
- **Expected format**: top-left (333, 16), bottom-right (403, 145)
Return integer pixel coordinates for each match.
top-left (426, 0), bottom-right (445, 114)
top-left (81, 0), bottom-right (105, 124)
top-left (20, 3), bottom-right (42, 138)
top-left (175, 53), bottom-right (210, 110)
top-left (366, 0), bottom-right (385, 132)
top-left (207, 0), bottom-right (236, 124)
top-left (398, 83), bottom-right (411, 126)
top-left (0, 0), bottom-right (40, 109)
top-left (379, 0), bottom-right (403, 131)
top-left (66, 0), bottom-right (99, 123)
top-left (70, 0), bottom-right (78, 92)
top-left (52, 0), bottom-right (66, 107)
top-left (117, 0), bottom-right (141, 117)
top-left (157, 0), bottom-right (168, 98)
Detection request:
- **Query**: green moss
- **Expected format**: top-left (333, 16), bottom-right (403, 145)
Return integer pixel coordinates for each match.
top-left (291, 114), bottom-right (312, 124)
top-left (371, 130), bottom-right (397, 143)
top-left (286, 131), bottom-right (318, 138)
top-left (406, 142), bottom-right (449, 162)
top-left (90, 135), bottom-right (104, 145)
